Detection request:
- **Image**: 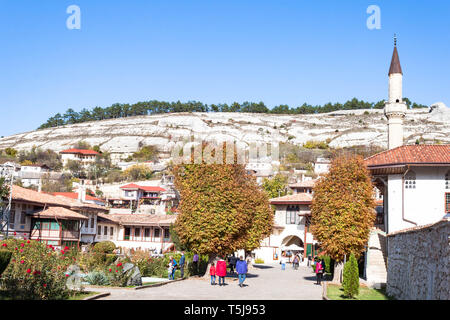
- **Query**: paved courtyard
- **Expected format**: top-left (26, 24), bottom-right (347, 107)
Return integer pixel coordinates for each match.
top-left (87, 264), bottom-right (323, 300)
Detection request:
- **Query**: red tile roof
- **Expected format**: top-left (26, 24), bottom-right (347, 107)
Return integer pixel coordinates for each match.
top-left (364, 145), bottom-right (450, 168)
top-left (12, 185), bottom-right (107, 212)
top-left (28, 206), bottom-right (88, 220)
top-left (60, 149), bottom-right (99, 155)
top-left (270, 193), bottom-right (313, 204)
top-left (52, 192), bottom-right (105, 203)
top-left (98, 213), bottom-right (176, 226)
top-left (120, 184), bottom-right (166, 192)
top-left (289, 179), bottom-right (317, 189)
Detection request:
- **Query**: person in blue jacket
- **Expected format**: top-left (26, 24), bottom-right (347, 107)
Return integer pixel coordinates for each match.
top-left (179, 252), bottom-right (186, 279)
top-left (235, 256), bottom-right (248, 288)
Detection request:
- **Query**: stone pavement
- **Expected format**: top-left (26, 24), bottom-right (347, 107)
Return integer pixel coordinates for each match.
top-left (87, 264), bottom-right (323, 300)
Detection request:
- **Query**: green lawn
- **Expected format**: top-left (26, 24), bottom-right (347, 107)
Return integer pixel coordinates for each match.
top-left (67, 291), bottom-right (100, 300)
top-left (327, 284), bottom-right (393, 300)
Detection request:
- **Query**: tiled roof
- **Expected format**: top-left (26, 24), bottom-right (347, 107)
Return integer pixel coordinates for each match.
top-left (59, 149), bottom-right (99, 155)
top-left (52, 192), bottom-right (105, 203)
top-left (28, 206), bottom-right (88, 220)
top-left (101, 213), bottom-right (177, 226)
top-left (12, 185), bottom-right (107, 212)
top-left (289, 179), bottom-right (317, 188)
top-left (364, 145), bottom-right (450, 168)
top-left (120, 183), bottom-right (166, 192)
top-left (270, 193), bottom-right (313, 204)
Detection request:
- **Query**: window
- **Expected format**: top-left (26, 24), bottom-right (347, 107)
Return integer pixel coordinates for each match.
top-left (20, 209), bottom-right (26, 225)
top-left (110, 227), bottom-right (114, 236)
top-left (153, 228), bottom-right (160, 239)
top-left (135, 228), bottom-right (141, 237)
top-left (286, 205), bottom-right (300, 224)
top-left (405, 171), bottom-right (416, 189)
top-left (164, 229), bottom-right (170, 240)
top-left (32, 220), bottom-right (40, 230)
top-left (90, 217), bottom-right (95, 229)
top-left (50, 222), bottom-right (60, 230)
top-left (446, 193), bottom-right (450, 213)
top-left (97, 226), bottom-right (101, 235)
top-left (446, 172), bottom-right (450, 189)
top-left (124, 227), bottom-right (131, 240)
top-left (144, 228), bottom-right (150, 238)
top-left (9, 204), bottom-right (15, 229)
top-left (104, 226), bottom-right (108, 236)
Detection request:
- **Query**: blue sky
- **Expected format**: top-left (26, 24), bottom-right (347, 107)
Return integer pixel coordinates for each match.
top-left (0, 0), bottom-right (449, 137)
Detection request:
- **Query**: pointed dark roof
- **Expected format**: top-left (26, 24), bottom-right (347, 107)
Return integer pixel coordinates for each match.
top-left (389, 46), bottom-right (403, 75)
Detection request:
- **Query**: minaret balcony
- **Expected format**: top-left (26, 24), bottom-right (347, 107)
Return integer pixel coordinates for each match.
top-left (384, 102), bottom-right (407, 117)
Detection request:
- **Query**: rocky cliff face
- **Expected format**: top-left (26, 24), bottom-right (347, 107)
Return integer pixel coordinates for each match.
top-left (1, 108), bottom-right (449, 163)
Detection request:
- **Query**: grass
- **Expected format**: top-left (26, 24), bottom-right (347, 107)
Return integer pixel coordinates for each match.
top-left (67, 291), bottom-right (100, 300)
top-left (327, 283), bottom-right (393, 300)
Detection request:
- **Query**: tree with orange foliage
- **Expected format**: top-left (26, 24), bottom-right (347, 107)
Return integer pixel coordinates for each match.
top-left (311, 155), bottom-right (376, 283)
top-left (173, 143), bottom-right (273, 277)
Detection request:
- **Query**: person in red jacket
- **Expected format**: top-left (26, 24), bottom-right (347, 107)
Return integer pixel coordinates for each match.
top-left (210, 262), bottom-right (216, 285)
top-left (216, 256), bottom-right (227, 286)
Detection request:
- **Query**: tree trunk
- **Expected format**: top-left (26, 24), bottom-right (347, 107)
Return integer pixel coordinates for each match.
top-left (201, 254), bottom-right (217, 280)
top-left (332, 261), bottom-right (344, 284)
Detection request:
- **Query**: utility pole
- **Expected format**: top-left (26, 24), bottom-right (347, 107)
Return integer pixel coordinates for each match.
top-left (0, 164), bottom-right (15, 239)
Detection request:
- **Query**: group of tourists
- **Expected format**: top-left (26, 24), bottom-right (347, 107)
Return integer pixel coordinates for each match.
top-left (279, 253), bottom-right (302, 270)
top-left (167, 252), bottom-right (187, 280)
top-left (209, 255), bottom-right (248, 287)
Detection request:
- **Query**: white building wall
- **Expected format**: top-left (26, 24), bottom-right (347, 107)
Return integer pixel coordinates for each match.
top-left (387, 167), bottom-right (449, 234)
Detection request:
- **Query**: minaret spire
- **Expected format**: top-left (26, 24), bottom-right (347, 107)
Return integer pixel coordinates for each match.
top-left (384, 35), bottom-right (407, 150)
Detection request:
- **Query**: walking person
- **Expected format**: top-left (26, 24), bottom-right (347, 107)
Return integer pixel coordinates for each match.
top-left (315, 259), bottom-right (323, 285)
top-left (293, 255), bottom-right (299, 270)
top-left (210, 262), bottom-right (216, 285)
top-left (236, 256), bottom-right (248, 288)
top-left (167, 257), bottom-right (174, 280)
top-left (171, 257), bottom-right (178, 280)
top-left (192, 253), bottom-right (199, 275)
top-left (179, 252), bottom-right (186, 279)
top-left (280, 256), bottom-right (286, 270)
top-left (216, 256), bottom-right (227, 286)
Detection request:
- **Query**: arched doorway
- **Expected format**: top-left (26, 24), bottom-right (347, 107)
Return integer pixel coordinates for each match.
top-left (281, 235), bottom-right (304, 262)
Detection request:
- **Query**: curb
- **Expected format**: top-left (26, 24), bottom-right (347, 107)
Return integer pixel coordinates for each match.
top-left (134, 278), bottom-right (186, 290)
top-left (83, 292), bottom-right (111, 300)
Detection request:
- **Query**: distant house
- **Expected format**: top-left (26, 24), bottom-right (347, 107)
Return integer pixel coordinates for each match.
top-left (60, 149), bottom-right (100, 167)
top-left (95, 213), bottom-right (176, 253)
top-left (7, 185), bottom-right (107, 248)
top-left (252, 186), bottom-right (318, 264)
top-left (314, 157), bottom-right (331, 175)
top-left (18, 164), bottom-right (62, 189)
top-left (106, 183), bottom-right (177, 215)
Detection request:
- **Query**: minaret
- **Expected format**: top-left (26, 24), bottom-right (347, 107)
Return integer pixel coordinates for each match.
top-left (384, 35), bottom-right (407, 149)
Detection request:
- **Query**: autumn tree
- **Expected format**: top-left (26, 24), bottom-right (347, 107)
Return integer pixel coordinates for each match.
top-left (123, 164), bottom-right (153, 181)
top-left (173, 144), bottom-right (273, 277)
top-left (310, 155), bottom-right (376, 283)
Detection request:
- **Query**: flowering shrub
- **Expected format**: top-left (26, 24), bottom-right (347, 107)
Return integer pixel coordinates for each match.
top-left (105, 261), bottom-right (132, 287)
top-left (0, 239), bottom-right (78, 300)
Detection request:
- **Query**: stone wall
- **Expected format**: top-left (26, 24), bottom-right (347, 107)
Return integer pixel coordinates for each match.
top-left (386, 218), bottom-right (449, 300)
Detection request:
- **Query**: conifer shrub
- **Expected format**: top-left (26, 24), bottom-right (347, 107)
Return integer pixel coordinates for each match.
top-left (342, 253), bottom-right (359, 298)
top-left (0, 249), bottom-right (12, 275)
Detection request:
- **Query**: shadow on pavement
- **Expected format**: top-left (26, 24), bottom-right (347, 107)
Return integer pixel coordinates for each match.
top-left (252, 265), bottom-right (274, 269)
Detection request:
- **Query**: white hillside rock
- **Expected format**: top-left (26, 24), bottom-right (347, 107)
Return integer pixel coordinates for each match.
top-left (0, 109), bottom-right (449, 162)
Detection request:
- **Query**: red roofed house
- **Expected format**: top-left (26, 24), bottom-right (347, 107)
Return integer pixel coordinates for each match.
top-left (106, 183), bottom-right (177, 215)
top-left (252, 179), bottom-right (319, 265)
top-left (360, 39), bottom-right (450, 288)
top-left (60, 148), bottom-right (100, 168)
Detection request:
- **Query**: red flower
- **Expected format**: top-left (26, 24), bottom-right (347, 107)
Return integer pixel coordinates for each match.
top-left (43, 284), bottom-right (47, 288)
top-left (13, 232), bottom-right (17, 235)
top-left (64, 246), bottom-right (69, 251)
top-left (109, 268), bottom-right (112, 272)
top-left (14, 247), bottom-right (18, 251)
top-left (65, 274), bottom-right (70, 277)
top-left (19, 249), bottom-right (23, 253)
top-left (27, 240), bottom-right (30, 244)
top-left (61, 250), bottom-right (65, 254)
top-left (115, 270), bottom-right (118, 273)
top-left (33, 270), bottom-right (41, 275)
top-left (20, 243), bottom-right (24, 247)
top-left (1, 243), bottom-right (7, 247)
top-left (26, 269), bottom-right (31, 274)
top-left (20, 260), bottom-right (24, 264)
top-left (117, 262), bottom-right (122, 267)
